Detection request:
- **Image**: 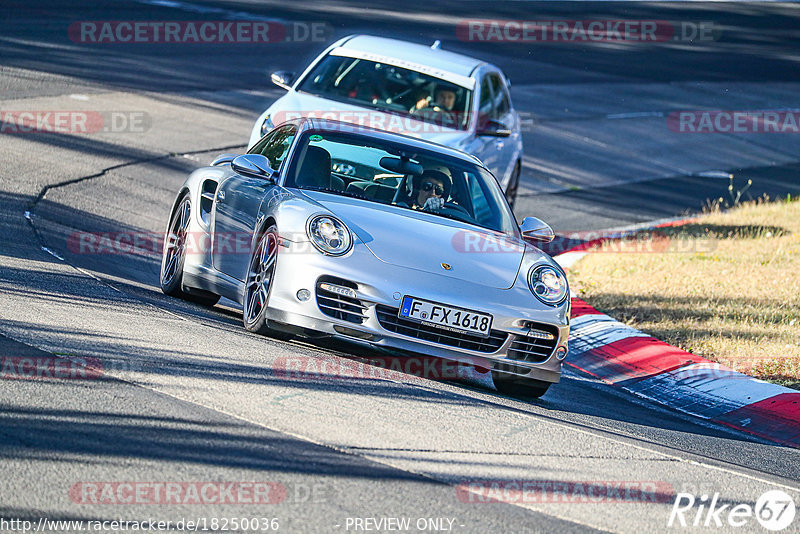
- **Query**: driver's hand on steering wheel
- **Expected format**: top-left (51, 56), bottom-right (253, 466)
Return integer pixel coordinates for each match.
top-left (422, 197), bottom-right (445, 212)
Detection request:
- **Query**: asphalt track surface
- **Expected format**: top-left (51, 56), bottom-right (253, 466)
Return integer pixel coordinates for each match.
top-left (1, 1), bottom-right (800, 533)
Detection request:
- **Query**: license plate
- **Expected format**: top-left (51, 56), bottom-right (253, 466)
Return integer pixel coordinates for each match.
top-left (399, 296), bottom-right (493, 338)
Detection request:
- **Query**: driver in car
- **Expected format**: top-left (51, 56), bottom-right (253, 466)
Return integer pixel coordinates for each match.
top-left (414, 83), bottom-right (459, 128)
top-left (406, 169), bottom-right (451, 212)
top-left (416, 84), bottom-right (457, 112)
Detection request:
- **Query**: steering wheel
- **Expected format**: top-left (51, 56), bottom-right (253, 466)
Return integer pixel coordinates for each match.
top-left (440, 202), bottom-right (477, 224)
top-left (410, 105), bottom-right (457, 127)
top-left (444, 202), bottom-right (471, 216)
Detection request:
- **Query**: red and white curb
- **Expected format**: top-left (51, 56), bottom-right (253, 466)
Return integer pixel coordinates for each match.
top-left (564, 297), bottom-right (800, 447)
top-left (552, 223), bottom-right (800, 448)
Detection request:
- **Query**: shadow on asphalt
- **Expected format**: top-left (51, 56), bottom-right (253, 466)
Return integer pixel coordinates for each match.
top-left (2, 189), bottom-right (792, 448)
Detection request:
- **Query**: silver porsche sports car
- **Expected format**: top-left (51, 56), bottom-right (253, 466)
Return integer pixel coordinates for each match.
top-left (160, 119), bottom-right (569, 397)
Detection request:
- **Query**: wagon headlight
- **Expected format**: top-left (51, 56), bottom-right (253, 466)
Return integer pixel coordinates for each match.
top-left (307, 215), bottom-right (352, 256)
top-left (528, 265), bottom-right (568, 306)
top-left (260, 114), bottom-right (274, 136)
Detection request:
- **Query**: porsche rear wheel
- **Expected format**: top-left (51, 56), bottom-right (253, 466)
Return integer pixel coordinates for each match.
top-left (243, 225), bottom-right (291, 339)
top-left (160, 194), bottom-right (219, 306)
top-left (492, 371), bottom-right (551, 399)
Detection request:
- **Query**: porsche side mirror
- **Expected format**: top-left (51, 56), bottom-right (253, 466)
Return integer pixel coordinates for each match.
top-left (231, 154), bottom-right (276, 181)
top-left (270, 71), bottom-right (295, 90)
top-left (520, 217), bottom-right (555, 243)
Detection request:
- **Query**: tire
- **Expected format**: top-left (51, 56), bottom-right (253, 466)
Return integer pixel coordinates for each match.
top-left (242, 225), bottom-right (292, 340)
top-left (492, 370), bottom-right (551, 399)
top-left (160, 194), bottom-right (220, 307)
top-left (505, 161), bottom-right (521, 210)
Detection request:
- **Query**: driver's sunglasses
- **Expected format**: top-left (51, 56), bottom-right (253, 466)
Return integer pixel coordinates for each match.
top-left (421, 182), bottom-right (445, 196)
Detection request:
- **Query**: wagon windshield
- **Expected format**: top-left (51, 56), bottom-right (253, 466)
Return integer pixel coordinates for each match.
top-left (296, 53), bottom-right (473, 131)
top-left (284, 130), bottom-right (517, 236)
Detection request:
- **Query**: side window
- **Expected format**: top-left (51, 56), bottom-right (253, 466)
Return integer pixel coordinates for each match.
top-left (249, 124), bottom-right (297, 169)
top-left (489, 74), bottom-right (510, 118)
top-left (469, 173), bottom-right (492, 224)
top-left (479, 76), bottom-right (494, 120)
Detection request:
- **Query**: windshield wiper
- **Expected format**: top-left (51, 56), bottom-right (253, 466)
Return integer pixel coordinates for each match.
top-left (399, 204), bottom-right (497, 232)
top-left (301, 186), bottom-right (371, 201)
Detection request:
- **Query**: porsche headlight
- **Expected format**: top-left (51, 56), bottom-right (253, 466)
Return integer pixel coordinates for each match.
top-left (307, 215), bottom-right (352, 256)
top-left (260, 115), bottom-right (274, 136)
top-left (528, 265), bottom-right (568, 306)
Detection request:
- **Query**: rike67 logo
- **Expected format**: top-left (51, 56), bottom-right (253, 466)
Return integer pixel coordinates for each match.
top-left (669, 490), bottom-right (796, 531)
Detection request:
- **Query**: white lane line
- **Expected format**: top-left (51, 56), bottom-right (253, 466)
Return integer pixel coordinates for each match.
top-left (136, 0), bottom-right (284, 22)
top-left (40, 247), bottom-right (65, 261)
top-left (605, 111), bottom-right (666, 119)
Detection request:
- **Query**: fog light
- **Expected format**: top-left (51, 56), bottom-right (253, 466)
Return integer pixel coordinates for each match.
top-left (296, 289), bottom-right (311, 301)
top-left (556, 346), bottom-right (568, 360)
top-left (319, 282), bottom-right (357, 298)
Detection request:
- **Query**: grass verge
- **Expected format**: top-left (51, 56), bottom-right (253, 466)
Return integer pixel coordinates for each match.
top-left (568, 195), bottom-right (800, 390)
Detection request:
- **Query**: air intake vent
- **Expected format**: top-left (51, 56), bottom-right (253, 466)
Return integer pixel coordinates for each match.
top-left (315, 276), bottom-right (366, 324)
top-left (506, 324), bottom-right (559, 363)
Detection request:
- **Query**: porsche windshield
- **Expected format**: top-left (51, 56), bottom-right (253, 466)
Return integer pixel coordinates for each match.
top-left (296, 54), bottom-right (473, 131)
top-left (284, 131), bottom-right (517, 235)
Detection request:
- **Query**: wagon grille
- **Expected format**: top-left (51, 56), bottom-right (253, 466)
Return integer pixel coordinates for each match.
top-left (375, 305), bottom-right (507, 353)
top-left (506, 325), bottom-right (560, 363)
top-left (316, 277), bottom-right (367, 324)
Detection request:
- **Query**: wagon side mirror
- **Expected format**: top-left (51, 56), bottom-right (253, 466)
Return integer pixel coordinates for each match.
top-left (477, 119), bottom-right (511, 137)
top-left (270, 71), bottom-right (295, 90)
top-left (211, 153), bottom-right (240, 166)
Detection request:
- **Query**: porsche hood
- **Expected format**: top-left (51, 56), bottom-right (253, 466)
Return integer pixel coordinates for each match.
top-left (303, 192), bottom-right (526, 289)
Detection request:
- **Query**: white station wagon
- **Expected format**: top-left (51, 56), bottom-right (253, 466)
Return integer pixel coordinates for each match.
top-left (248, 34), bottom-right (524, 207)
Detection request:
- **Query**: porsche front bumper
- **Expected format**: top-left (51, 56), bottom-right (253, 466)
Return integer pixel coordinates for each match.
top-left (265, 238), bottom-right (569, 384)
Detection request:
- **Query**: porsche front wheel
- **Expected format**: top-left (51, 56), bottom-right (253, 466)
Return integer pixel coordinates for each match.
top-left (242, 225), bottom-right (291, 340)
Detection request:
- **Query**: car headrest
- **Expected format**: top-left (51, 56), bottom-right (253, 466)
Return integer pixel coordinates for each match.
top-left (296, 146), bottom-right (331, 189)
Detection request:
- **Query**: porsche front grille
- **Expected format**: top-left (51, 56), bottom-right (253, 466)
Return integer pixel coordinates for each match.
top-left (506, 325), bottom-right (559, 363)
top-left (316, 278), bottom-right (367, 324)
top-left (375, 305), bottom-right (507, 353)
